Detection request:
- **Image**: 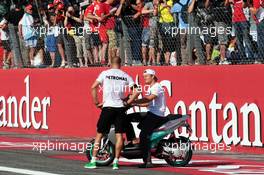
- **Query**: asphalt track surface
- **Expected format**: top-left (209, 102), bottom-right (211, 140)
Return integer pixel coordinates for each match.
top-left (0, 132), bottom-right (264, 175)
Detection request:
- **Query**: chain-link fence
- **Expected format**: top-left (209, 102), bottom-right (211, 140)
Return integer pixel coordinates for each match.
top-left (1, 5), bottom-right (263, 69)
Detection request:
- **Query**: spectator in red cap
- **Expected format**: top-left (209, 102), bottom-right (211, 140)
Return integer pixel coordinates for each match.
top-left (53, 1), bottom-right (67, 67)
top-left (48, 3), bottom-right (55, 13)
top-left (54, 0), bottom-right (64, 5)
top-left (228, 0), bottom-right (254, 61)
top-left (18, 4), bottom-right (38, 67)
top-left (85, 0), bottom-right (106, 64)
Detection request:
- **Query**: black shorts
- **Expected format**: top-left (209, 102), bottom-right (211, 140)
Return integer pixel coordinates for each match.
top-left (2, 40), bottom-right (11, 51)
top-left (56, 34), bottom-right (64, 45)
top-left (91, 33), bottom-right (101, 47)
top-left (97, 107), bottom-right (126, 134)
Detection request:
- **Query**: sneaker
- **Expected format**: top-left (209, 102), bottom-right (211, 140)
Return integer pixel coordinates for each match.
top-left (138, 162), bottom-right (154, 168)
top-left (84, 161), bottom-right (97, 169)
top-left (219, 59), bottom-right (230, 65)
top-left (112, 162), bottom-right (119, 170)
top-left (254, 60), bottom-right (262, 64)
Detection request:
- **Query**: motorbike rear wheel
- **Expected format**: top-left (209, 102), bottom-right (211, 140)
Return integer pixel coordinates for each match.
top-left (86, 138), bottom-right (115, 166)
top-left (164, 136), bottom-right (193, 167)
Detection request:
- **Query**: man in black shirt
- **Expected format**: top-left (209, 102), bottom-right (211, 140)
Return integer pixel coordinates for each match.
top-left (5, 3), bottom-right (25, 68)
top-left (187, 0), bottom-right (207, 64)
top-left (65, 5), bottom-right (89, 67)
top-left (121, 0), bottom-right (142, 65)
top-left (211, 0), bottom-right (232, 64)
top-left (6, 4), bottom-right (24, 26)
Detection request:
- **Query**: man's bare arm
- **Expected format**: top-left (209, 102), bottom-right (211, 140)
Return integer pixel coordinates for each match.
top-left (126, 85), bottom-right (141, 105)
top-left (91, 81), bottom-right (102, 108)
top-left (188, 0), bottom-right (196, 13)
top-left (134, 94), bottom-right (157, 104)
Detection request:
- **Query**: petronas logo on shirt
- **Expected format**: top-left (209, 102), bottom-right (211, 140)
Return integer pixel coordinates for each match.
top-left (106, 75), bottom-right (127, 81)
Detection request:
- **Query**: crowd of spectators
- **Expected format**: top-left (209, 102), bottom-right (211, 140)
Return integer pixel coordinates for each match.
top-left (0, 0), bottom-right (264, 69)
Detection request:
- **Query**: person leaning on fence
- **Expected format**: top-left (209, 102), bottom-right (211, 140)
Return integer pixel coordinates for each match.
top-left (158, 0), bottom-right (178, 65)
top-left (44, 13), bottom-right (57, 68)
top-left (89, 0), bottom-right (109, 65)
top-left (250, 0), bottom-right (264, 63)
top-left (211, 0), bottom-right (232, 65)
top-left (147, 0), bottom-right (162, 66)
top-left (228, 0), bottom-right (255, 62)
top-left (103, 0), bottom-right (120, 65)
top-left (81, 5), bottom-right (94, 65)
top-left (171, 0), bottom-right (192, 65)
top-left (121, 0), bottom-right (142, 65)
top-left (85, 0), bottom-right (103, 65)
top-left (195, 0), bottom-right (216, 64)
top-left (0, 16), bottom-right (12, 69)
top-left (65, 5), bottom-right (88, 67)
top-left (63, 6), bottom-right (78, 67)
top-left (18, 4), bottom-right (38, 67)
top-left (140, 0), bottom-right (158, 66)
top-left (187, 0), bottom-right (206, 65)
top-left (5, 3), bottom-right (24, 68)
top-left (133, 0), bottom-right (152, 66)
top-left (54, 2), bottom-right (67, 68)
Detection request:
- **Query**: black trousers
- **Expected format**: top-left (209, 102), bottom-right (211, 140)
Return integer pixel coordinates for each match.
top-left (139, 112), bottom-right (167, 162)
top-left (124, 112), bottom-right (147, 141)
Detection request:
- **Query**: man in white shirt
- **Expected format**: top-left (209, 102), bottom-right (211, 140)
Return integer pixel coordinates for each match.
top-left (18, 4), bottom-right (37, 66)
top-left (132, 69), bottom-right (167, 168)
top-left (0, 17), bottom-right (12, 68)
top-left (84, 56), bottom-right (139, 170)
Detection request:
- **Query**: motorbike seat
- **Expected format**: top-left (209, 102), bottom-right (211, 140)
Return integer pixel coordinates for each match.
top-left (137, 114), bottom-right (185, 130)
top-left (153, 114), bottom-right (185, 132)
top-left (166, 114), bottom-right (183, 121)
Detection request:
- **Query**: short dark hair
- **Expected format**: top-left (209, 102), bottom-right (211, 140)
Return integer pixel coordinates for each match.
top-left (153, 76), bottom-right (158, 82)
top-left (112, 56), bottom-right (122, 65)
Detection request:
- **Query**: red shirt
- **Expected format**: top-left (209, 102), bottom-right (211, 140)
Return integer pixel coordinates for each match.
top-left (85, 1), bottom-right (107, 32)
top-left (55, 14), bottom-right (65, 25)
top-left (104, 3), bottom-right (115, 30)
top-left (233, 0), bottom-right (247, 22)
top-left (141, 8), bottom-right (150, 28)
top-left (253, 0), bottom-right (262, 9)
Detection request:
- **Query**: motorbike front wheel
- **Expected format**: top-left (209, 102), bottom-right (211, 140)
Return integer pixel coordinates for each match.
top-left (164, 136), bottom-right (193, 167)
top-left (86, 138), bottom-right (115, 166)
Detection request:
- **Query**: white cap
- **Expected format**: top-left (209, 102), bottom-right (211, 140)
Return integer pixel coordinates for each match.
top-left (143, 69), bottom-right (156, 76)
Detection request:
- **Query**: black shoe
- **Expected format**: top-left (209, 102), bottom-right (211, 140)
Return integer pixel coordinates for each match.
top-left (138, 162), bottom-right (154, 168)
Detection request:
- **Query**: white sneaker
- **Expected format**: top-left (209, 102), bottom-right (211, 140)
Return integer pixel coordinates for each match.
top-left (219, 59), bottom-right (230, 65)
top-left (254, 60), bottom-right (262, 64)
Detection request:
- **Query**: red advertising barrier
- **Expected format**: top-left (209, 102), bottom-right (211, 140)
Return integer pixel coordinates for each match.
top-left (0, 65), bottom-right (263, 153)
top-left (0, 47), bottom-right (3, 67)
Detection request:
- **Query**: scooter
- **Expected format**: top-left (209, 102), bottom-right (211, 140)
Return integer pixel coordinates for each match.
top-left (86, 112), bottom-right (193, 167)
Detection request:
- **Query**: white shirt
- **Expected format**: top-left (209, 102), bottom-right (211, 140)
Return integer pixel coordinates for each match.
top-left (96, 69), bottom-right (135, 108)
top-left (147, 83), bottom-right (166, 117)
top-left (256, 7), bottom-right (264, 23)
top-left (0, 19), bottom-right (9, 40)
top-left (19, 13), bottom-right (35, 40)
